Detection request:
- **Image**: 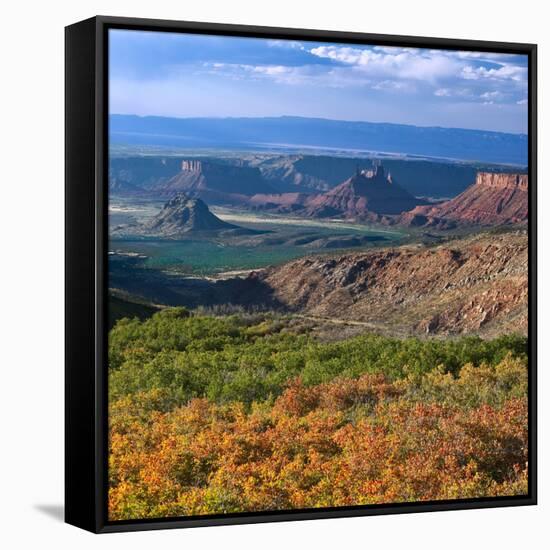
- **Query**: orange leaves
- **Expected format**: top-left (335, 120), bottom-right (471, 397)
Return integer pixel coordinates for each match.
top-left (108, 368), bottom-right (528, 520)
top-left (271, 373), bottom-right (403, 418)
top-left (107, 315), bottom-right (529, 520)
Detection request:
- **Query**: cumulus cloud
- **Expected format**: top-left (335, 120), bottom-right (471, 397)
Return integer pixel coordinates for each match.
top-left (309, 45), bottom-right (460, 82)
top-left (310, 45), bottom-right (526, 85)
top-left (445, 50), bottom-right (520, 63)
top-left (434, 87), bottom-right (475, 99)
top-left (209, 62), bottom-right (302, 83)
top-left (480, 90), bottom-right (505, 101)
top-left (170, 41), bottom-right (529, 123)
top-left (267, 39), bottom-right (305, 50)
top-left (461, 64), bottom-right (526, 82)
top-left (202, 62), bottom-right (351, 87)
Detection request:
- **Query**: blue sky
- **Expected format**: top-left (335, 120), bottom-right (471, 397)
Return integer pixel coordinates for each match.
top-left (109, 29), bottom-right (528, 134)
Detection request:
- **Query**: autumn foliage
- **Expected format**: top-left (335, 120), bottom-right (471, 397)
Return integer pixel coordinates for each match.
top-left (108, 310), bottom-right (528, 520)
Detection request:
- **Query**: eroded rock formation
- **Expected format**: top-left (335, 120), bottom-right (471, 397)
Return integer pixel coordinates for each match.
top-left (404, 172), bottom-right (528, 226)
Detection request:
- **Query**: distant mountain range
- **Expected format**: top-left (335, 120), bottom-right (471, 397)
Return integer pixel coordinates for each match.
top-left (110, 114), bottom-right (528, 165)
top-left (110, 153), bottom-right (526, 201)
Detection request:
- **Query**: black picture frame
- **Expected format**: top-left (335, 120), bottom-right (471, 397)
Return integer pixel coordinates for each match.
top-left (65, 15), bottom-right (537, 534)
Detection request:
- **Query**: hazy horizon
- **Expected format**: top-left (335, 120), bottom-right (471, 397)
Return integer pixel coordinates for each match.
top-left (109, 30), bottom-right (529, 134)
top-left (110, 112), bottom-right (528, 136)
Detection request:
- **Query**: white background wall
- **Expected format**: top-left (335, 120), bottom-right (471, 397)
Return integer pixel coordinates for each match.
top-left (0, 0), bottom-right (546, 547)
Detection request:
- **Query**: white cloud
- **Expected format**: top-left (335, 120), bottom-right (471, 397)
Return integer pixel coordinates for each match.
top-left (480, 90), bottom-right (505, 100)
top-left (372, 79), bottom-right (412, 92)
top-left (251, 65), bottom-right (291, 75)
top-left (372, 46), bottom-right (419, 54)
top-left (202, 62), bottom-right (352, 87)
top-left (517, 98), bottom-right (528, 105)
top-left (461, 64), bottom-right (526, 82)
top-left (309, 45), bottom-right (527, 94)
top-left (434, 87), bottom-right (475, 99)
top-left (267, 40), bottom-right (305, 50)
top-left (449, 50), bottom-right (519, 63)
top-left (310, 45), bottom-right (467, 84)
top-left (205, 62), bottom-right (297, 81)
top-left (197, 46), bottom-right (528, 109)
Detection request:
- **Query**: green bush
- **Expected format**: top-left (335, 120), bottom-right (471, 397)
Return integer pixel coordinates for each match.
top-left (109, 309), bottom-right (527, 408)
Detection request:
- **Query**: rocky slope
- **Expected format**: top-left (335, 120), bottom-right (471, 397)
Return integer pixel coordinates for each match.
top-left (247, 192), bottom-right (312, 213)
top-left (253, 155), bottom-right (334, 192)
top-left (403, 172), bottom-right (528, 227)
top-left (304, 165), bottom-right (426, 218)
top-left (109, 157), bottom-right (182, 195)
top-left (249, 164), bottom-right (427, 219)
top-left (252, 154), bottom-right (491, 198)
top-left (249, 231), bottom-right (527, 337)
top-left (144, 194), bottom-right (239, 236)
top-left (152, 160), bottom-right (278, 204)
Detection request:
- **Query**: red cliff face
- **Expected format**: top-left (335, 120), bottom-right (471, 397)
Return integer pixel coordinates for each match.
top-left (245, 164), bottom-right (427, 219)
top-left (475, 172), bottom-right (528, 191)
top-left (303, 165), bottom-right (427, 218)
top-left (407, 172), bottom-right (528, 226)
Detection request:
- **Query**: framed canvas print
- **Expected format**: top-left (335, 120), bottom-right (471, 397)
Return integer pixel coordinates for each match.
top-left (65, 16), bottom-right (537, 533)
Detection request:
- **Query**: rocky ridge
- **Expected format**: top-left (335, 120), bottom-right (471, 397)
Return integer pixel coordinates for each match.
top-left (152, 160), bottom-right (278, 204)
top-left (249, 231), bottom-right (527, 337)
top-left (249, 164), bottom-right (427, 220)
top-left (303, 164), bottom-right (426, 218)
top-left (403, 172), bottom-right (528, 227)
